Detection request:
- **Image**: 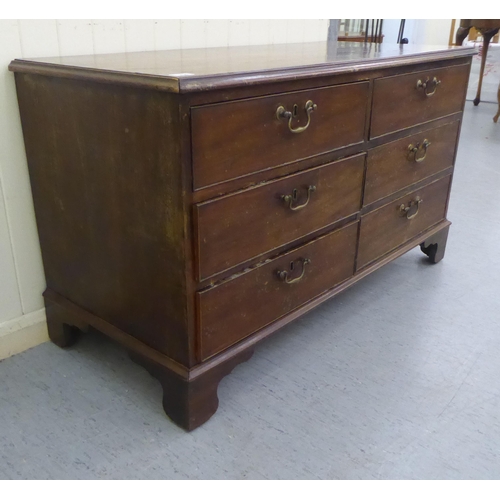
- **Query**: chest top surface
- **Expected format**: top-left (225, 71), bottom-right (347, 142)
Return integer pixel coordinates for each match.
top-left (9, 41), bottom-right (476, 92)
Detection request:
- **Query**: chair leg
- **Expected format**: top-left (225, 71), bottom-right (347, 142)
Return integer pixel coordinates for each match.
top-left (494, 82), bottom-right (500, 123)
top-left (473, 28), bottom-right (499, 106)
top-left (455, 26), bottom-right (470, 46)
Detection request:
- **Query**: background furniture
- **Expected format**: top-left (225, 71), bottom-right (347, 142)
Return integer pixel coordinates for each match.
top-left (338, 19), bottom-right (384, 43)
top-left (10, 42), bottom-right (474, 431)
top-left (456, 19), bottom-right (500, 105)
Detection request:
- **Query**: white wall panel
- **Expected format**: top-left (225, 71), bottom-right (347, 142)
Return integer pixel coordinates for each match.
top-left (0, 20), bottom-right (45, 316)
top-left (268, 20), bottom-right (288, 45)
top-left (18, 20), bottom-right (60, 58)
top-left (57, 19), bottom-right (94, 56)
top-left (0, 20), bottom-right (23, 323)
top-left (420, 19), bottom-right (452, 46)
top-left (249, 20), bottom-right (271, 45)
top-left (206, 20), bottom-right (229, 48)
top-left (393, 20), bottom-right (451, 46)
top-left (0, 172), bottom-right (22, 323)
top-left (180, 19), bottom-right (206, 49)
top-left (228, 20), bottom-right (250, 47)
top-left (303, 19), bottom-right (329, 42)
top-left (0, 22), bottom-right (24, 321)
top-left (154, 20), bottom-right (182, 50)
top-left (91, 20), bottom-right (126, 54)
top-left (125, 19), bottom-right (156, 52)
top-left (286, 19), bottom-right (306, 44)
top-left (0, 76), bottom-right (45, 315)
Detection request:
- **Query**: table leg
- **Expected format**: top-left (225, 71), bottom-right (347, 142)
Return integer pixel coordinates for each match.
top-left (455, 26), bottom-right (471, 46)
top-left (473, 28), bottom-right (500, 106)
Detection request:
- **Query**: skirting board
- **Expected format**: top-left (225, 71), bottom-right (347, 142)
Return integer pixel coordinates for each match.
top-left (0, 309), bottom-right (48, 361)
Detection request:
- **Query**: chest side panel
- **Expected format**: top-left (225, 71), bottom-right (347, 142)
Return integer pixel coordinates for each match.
top-left (15, 73), bottom-right (191, 364)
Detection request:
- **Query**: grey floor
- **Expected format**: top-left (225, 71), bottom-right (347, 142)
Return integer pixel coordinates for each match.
top-left (1, 102), bottom-right (500, 480)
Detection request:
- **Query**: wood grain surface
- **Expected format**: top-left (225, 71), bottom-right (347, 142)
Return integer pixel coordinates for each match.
top-left (191, 82), bottom-right (368, 189)
top-left (358, 176), bottom-right (451, 268)
top-left (198, 222), bottom-right (358, 360)
top-left (371, 63), bottom-right (470, 138)
top-left (196, 155), bottom-right (364, 280)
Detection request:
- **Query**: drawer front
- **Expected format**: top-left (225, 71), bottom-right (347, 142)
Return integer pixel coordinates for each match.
top-left (191, 82), bottom-right (369, 189)
top-left (196, 154), bottom-right (364, 280)
top-left (357, 175), bottom-right (451, 268)
top-left (364, 121), bottom-right (460, 205)
top-left (370, 63), bottom-right (470, 138)
top-left (198, 222), bottom-right (358, 360)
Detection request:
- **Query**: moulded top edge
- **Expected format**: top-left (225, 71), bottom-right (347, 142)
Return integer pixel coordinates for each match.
top-left (8, 41), bottom-right (477, 93)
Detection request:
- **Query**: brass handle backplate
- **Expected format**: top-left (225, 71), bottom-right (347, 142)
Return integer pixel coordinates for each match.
top-left (416, 76), bottom-right (441, 97)
top-left (281, 185), bottom-right (316, 211)
top-left (276, 100), bottom-right (317, 133)
top-left (408, 139), bottom-right (431, 163)
top-left (398, 196), bottom-right (423, 220)
top-left (277, 258), bottom-right (310, 284)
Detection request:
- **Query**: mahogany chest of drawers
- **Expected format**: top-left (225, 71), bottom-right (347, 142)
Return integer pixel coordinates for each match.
top-left (10, 42), bottom-right (475, 430)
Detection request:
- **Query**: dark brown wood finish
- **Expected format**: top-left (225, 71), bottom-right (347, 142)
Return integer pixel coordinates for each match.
top-left (198, 222), bottom-right (358, 360)
top-left (420, 224), bottom-right (450, 264)
top-left (364, 121), bottom-right (460, 205)
top-left (130, 347), bottom-right (255, 431)
top-left (370, 63), bottom-right (470, 138)
top-left (9, 43), bottom-right (473, 431)
top-left (44, 294), bottom-right (89, 348)
top-left (9, 42), bottom-right (476, 93)
top-left (185, 57), bottom-right (474, 107)
top-left (192, 112), bottom-right (462, 204)
top-left (191, 82), bottom-right (368, 189)
top-left (41, 220), bottom-right (451, 374)
top-left (196, 154), bottom-right (364, 280)
top-left (14, 73), bottom-right (191, 366)
top-left (361, 166), bottom-right (453, 217)
top-left (357, 175), bottom-right (451, 269)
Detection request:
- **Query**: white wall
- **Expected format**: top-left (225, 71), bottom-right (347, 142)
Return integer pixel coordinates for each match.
top-left (411, 19), bottom-right (453, 46)
top-left (382, 19), bottom-right (453, 46)
top-left (0, 19), bottom-right (329, 358)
